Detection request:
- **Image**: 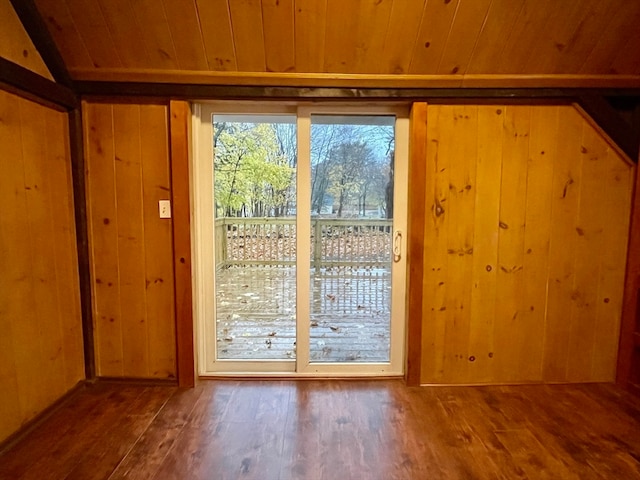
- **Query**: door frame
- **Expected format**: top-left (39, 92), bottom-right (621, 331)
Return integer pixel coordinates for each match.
top-left (191, 101), bottom-right (409, 377)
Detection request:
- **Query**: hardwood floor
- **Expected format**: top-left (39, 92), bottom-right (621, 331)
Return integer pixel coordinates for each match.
top-left (1, 380), bottom-right (640, 479)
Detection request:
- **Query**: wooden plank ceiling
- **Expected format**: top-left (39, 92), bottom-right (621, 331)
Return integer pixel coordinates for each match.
top-left (34, 0), bottom-right (640, 87)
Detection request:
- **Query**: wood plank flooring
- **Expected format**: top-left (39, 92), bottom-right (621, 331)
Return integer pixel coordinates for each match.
top-left (1, 381), bottom-right (640, 479)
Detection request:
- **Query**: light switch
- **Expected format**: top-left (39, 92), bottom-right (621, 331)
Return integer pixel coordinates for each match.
top-left (159, 200), bottom-right (171, 218)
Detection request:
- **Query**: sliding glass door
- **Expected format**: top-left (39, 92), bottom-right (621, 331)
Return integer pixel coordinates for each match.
top-left (194, 103), bottom-right (408, 376)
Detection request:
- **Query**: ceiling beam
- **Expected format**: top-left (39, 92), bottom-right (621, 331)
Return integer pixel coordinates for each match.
top-left (577, 95), bottom-right (639, 162)
top-left (9, 0), bottom-right (73, 87)
top-left (74, 81), bottom-right (640, 101)
top-left (0, 57), bottom-right (77, 111)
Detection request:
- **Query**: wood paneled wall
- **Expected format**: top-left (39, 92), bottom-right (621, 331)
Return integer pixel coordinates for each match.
top-left (418, 104), bottom-right (634, 385)
top-left (0, 0), bottom-right (52, 79)
top-left (0, 90), bottom-right (84, 442)
top-left (83, 101), bottom-right (176, 379)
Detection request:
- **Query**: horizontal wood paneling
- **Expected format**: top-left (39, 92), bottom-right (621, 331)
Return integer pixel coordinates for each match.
top-left (33, 0), bottom-right (640, 81)
top-left (0, 90), bottom-right (84, 443)
top-left (83, 101), bottom-right (176, 379)
top-left (418, 104), bottom-right (634, 384)
top-left (0, 0), bottom-right (52, 79)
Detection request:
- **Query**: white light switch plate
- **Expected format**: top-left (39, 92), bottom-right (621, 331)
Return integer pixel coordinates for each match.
top-left (159, 200), bottom-right (171, 218)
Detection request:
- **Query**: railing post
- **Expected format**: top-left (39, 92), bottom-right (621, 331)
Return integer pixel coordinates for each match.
top-left (313, 219), bottom-right (322, 270)
top-left (221, 218), bottom-right (228, 266)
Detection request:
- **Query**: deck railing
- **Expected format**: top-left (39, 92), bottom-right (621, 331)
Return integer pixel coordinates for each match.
top-left (215, 217), bottom-right (393, 269)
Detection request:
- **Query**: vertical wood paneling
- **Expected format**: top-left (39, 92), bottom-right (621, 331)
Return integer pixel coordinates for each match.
top-left (494, 106), bottom-right (530, 381)
top-left (228, 0), bottom-right (266, 72)
top-left (84, 101), bottom-right (176, 379)
top-left (436, 0), bottom-right (492, 75)
top-left (21, 98), bottom-right (65, 401)
top-left (594, 152), bottom-right (633, 381)
top-left (34, 0), bottom-right (93, 69)
top-left (580, 1), bottom-right (640, 74)
top-left (113, 105), bottom-right (148, 376)
top-left (85, 103), bottom-right (123, 377)
top-left (140, 106), bottom-right (176, 378)
top-left (419, 104), bottom-right (633, 385)
top-left (97, 0), bottom-right (150, 68)
top-left (443, 106), bottom-right (477, 383)
top-left (196, 0), bottom-right (236, 71)
top-left (161, 0), bottom-right (208, 70)
top-left (379, 0), bottom-right (426, 74)
top-left (565, 122), bottom-right (607, 381)
top-left (519, 107), bottom-right (557, 380)
top-left (495, 0), bottom-right (558, 74)
top-left (420, 105), bottom-right (452, 382)
top-left (45, 108), bottom-right (85, 387)
top-left (408, 0), bottom-right (460, 74)
top-left (322, 0), bottom-right (360, 73)
top-left (293, 0), bottom-right (326, 73)
top-left (465, 0), bottom-right (525, 74)
top-left (351, 0), bottom-right (394, 73)
top-left (129, 0), bottom-right (179, 69)
top-left (0, 90), bottom-right (83, 443)
top-left (64, 0), bottom-right (122, 68)
top-left (518, 0), bottom-right (590, 74)
top-left (0, 0), bottom-right (53, 78)
top-left (542, 107), bottom-right (583, 382)
top-left (32, 0), bottom-right (640, 76)
top-left (262, 0), bottom-right (295, 73)
top-left (467, 106), bottom-right (503, 382)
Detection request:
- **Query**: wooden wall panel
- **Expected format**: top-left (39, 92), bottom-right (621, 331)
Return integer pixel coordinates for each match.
top-left (418, 104), bottom-right (634, 385)
top-left (0, 90), bottom-right (83, 443)
top-left (0, 0), bottom-right (52, 78)
top-left (84, 101), bottom-right (176, 379)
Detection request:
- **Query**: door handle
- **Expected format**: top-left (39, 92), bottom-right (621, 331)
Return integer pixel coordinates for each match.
top-left (393, 230), bottom-right (402, 262)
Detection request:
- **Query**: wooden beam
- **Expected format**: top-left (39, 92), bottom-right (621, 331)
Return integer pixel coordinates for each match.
top-left (69, 68), bottom-right (640, 89)
top-left (405, 102), bottom-right (428, 386)
top-left (68, 107), bottom-right (95, 380)
top-left (0, 57), bottom-right (76, 110)
top-left (169, 100), bottom-right (195, 388)
top-left (8, 0), bottom-right (73, 87)
top-left (577, 95), bottom-right (639, 162)
top-left (75, 81), bottom-right (640, 101)
top-left (617, 155), bottom-right (640, 391)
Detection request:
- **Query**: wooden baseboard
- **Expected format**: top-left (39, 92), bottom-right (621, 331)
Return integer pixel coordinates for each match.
top-left (0, 381), bottom-right (86, 456)
top-left (95, 376), bottom-right (178, 387)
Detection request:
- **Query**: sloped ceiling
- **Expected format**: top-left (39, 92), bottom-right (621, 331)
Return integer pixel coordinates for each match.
top-left (33, 0), bottom-right (640, 87)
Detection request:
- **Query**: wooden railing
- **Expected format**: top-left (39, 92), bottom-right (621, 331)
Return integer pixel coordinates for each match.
top-left (215, 217), bottom-right (393, 269)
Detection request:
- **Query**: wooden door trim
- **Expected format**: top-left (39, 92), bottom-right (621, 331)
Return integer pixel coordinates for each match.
top-left (405, 102), bottom-right (428, 386)
top-left (169, 100), bottom-right (195, 387)
top-left (617, 156), bottom-right (640, 391)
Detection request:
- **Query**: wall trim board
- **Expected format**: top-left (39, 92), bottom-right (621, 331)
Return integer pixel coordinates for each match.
top-left (69, 107), bottom-right (94, 380)
top-left (0, 381), bottom-right (86, 456)
top-left (169, 100), bottom-right (195, 388)
top-left (617, 158), bottom-right (640, 391)
top-left (8, 0), bottom-right (72, 87)
top-left (69, 69), bottom-right (640, 89)
top-left (93, 377), bottom-right (178, 387)
top-left (405, 102), bottom-right (428, 386)
top-left (0, 57), bottom-right (76, 110)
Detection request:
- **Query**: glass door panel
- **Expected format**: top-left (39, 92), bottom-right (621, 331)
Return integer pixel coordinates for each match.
top-left (212, 114), bottom-right (297, 361)
top-left (308, 115), bottom-right (395, 363)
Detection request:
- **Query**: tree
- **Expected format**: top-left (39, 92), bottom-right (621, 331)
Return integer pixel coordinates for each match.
top-left (214, 122), bottom-right (294, 217)
top-left (326, 141), bottom-right (374, 217)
